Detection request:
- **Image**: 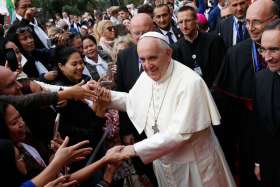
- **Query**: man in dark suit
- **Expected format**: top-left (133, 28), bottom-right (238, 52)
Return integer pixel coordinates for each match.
top-left (208, 0), bottom-right (225, 31)
top-left (214, 1), bottom-right (279, 186)
top-left (254, 19), bottom-right (280, 187)
top-left (6, 0), bottom-right (49, 49)
top-left (153, 4), bottom-right (182, 44)
top-left (216, 0), bottom-right (249, 48)
top-left (116, 13), bottom-right (158, 186)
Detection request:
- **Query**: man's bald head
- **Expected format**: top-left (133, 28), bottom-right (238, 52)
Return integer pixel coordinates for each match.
top-left (130, 13), bottom-right (155, 44)
top-left (246, 0), bottom-right (279, 42)
top-left (0, 66), bottom-right (22, 95)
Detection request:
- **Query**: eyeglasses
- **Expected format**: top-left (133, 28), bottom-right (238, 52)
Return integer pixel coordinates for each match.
top-left (131, 31), bottom-right (146, 36)
top-left (258, 47), bottom-right (280, 55)
top-left (106, 26), bottom-right (115, 32)
top-left (16, 27), bottom-right (32, 34)
top-left (245, 15), bottom-right (274, 28)
top-left (178, 18), bottom-right (196, 25)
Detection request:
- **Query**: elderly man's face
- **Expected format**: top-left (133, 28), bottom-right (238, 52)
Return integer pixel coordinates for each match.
top-left (230, 0), bottom-right (248, 19)
top-left (261, 30), bottom-right (280, 72)
top-left (138, 38), bottom-right (172, 81)
top-left (245, 5), bottom-right (274, 42)
top-left (130, 23), bottom-right (154, 43)
top-left (0, 68), bottom-right (22, 95)
top-left (154, 6), bottom-right (172, 30)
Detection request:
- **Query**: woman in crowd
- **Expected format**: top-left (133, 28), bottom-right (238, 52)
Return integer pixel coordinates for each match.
top-left (82, 35), bottom-right (109, 81)
top-left (94, 20), bottom-right (116, 59)
top-left (11, 26), bottom-right (57, 82)
top-left (51, 47), bottom-right (105, 159)
top-left (0, 103), bottom-right (121, 186)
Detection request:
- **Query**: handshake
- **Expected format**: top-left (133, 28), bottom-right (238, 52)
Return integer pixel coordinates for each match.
top-left (103, 145), bottom-right (137, 163)
top-left (85, 80), bottom-right (112, 117)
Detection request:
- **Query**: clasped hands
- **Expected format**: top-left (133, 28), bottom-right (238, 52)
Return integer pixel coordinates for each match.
top-left (104, 145), bottom-right (136, 163)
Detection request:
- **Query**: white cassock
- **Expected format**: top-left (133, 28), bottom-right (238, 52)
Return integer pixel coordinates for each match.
top-left (110, 60), bottom-right (236, 187)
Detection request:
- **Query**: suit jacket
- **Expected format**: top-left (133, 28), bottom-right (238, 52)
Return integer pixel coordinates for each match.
top-left (116, 44), bottom-right (146, 139)
top-left (254, 69), bottom-right (280, 186)
top-left (172, 32), bottom-right (226, 87)
top-left (22, 48), bottom-right (56, 80)
top-left (6, 17), bottom-right (46, 49)
top-left (155, 25), bottom-right (182, 41)
top-left (217, 16), bottom-right (249, 48)
top-left (208, 5), bottom-right (221, 31)
top-left (116, 45), bottom-right (141, 93)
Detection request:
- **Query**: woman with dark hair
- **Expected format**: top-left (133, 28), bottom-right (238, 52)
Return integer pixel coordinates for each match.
top-left (0, 102), bottom-right (120, 187)
top-left (0, 102), bottom-right (47, 181)
top-left (51, 47), bottom-right (105, 155)
top-left (11, 26), bottom-right (56, 81)
top-left (0, 139), bottom-right (26, 187)
top-left (82, 35), bottom-right (110, 81)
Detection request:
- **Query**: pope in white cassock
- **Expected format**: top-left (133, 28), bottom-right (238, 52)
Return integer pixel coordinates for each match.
top-left (102, 32), bottom-right (236, 187)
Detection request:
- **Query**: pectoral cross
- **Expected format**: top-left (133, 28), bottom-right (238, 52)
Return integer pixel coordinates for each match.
top-left (152, 120), bottom-right (159, 134)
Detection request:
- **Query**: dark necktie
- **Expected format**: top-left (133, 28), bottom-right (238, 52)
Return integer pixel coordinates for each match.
top-left (166, 32), bottom-right (174, 44)
top-left (237, 21), bottom-right (244, 43)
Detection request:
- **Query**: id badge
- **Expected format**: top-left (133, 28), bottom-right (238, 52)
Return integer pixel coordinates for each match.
top-left (194, 66), bottom-right (203, 76)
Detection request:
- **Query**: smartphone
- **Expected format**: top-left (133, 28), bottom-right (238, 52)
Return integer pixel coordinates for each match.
top-left (53, 113), bottom-right (60, 139)
top-left (100, 80), bottom-right (113, 88)
top-left (5, 48), bottom-right (18, 71)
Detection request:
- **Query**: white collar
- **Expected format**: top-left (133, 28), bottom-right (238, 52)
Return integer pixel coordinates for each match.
top-left (16, 14), bottom-right (23, 21)
top-left (277, 71), bottom-right (280, 76)
top-left (159, 27), bottom-right (173, 35)
top-left (233, 16), bottom-right (245, 23)
top-left (17, 14), bottom-right (38, 25)
top-left (218, 3), bottom-right (224, 10)
top-left (85, 55), bottom-right (106, 65)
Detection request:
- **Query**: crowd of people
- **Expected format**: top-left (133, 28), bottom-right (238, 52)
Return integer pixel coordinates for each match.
top-left (0, 0), bottom-right (280, 186)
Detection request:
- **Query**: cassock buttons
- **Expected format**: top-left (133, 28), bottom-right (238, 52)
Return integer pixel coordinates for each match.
top-left (192, 54), bottom-right (196, 59)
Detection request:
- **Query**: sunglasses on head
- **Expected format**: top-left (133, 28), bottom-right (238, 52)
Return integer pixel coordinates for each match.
top-left (16, 27), bottom-right (32, 34)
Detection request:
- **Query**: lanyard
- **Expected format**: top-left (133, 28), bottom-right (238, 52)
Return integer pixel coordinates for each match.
top-left (252, 42), bottom-right (262, 72)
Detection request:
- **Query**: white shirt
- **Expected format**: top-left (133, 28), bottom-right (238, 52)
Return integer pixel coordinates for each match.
top-left (83, 55), bottom-right (108, 79)
top-left (232, 16), bottom-right (246, 45)
top-left (160, 27), bottom-right (178, 44)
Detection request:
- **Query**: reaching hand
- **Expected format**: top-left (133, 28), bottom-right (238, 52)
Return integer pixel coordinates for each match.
top-left (44, 175), bottom-right (78, 187)
top-left (44, 71), bottom-right (58, 81)
top-left (24, 7), bottom-right (37, 21)
top-left (52, 136), bottom-right (92, 166)
top-left (254, 164), bottom-right (261, 181)
top-left (104, 145), bottom-right (136, 163)
top-left (50, 133), bottom-right (63, 152)
top-left (61, 81), bottom-right (95, 101)
top-left (123, 134), bottom-right (135, 145)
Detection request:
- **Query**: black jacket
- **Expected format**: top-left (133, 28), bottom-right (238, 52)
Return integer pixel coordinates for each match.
top-left (52, 74), bottom-right (105, 148)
